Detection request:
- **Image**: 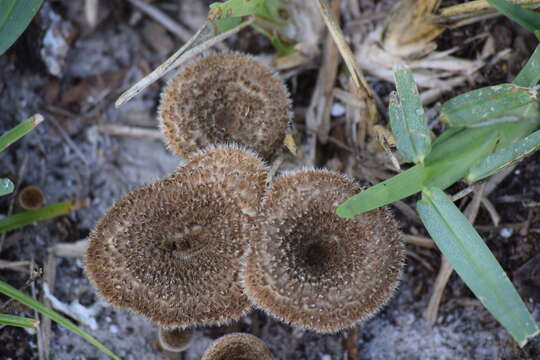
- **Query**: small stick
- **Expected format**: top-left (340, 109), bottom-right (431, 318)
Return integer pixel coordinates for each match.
top-left (51, 239), bottom-right (88, 258)
top-left (47, 117), bottom-right (89, 165)
top-left (89, 124), bottom-right (162, 139)
top-left (402, 234), bottom-right (436, 249)
top-left (85, 0), bottom-right (99, 27)
top-left (342, 327), bottom-right (358, 360)
top-left (38, 249), bottom-right (56, 360)
top-left (481, 197), bottom-right (501, 227)
top-left (0, 260), bottom-right (31, 272)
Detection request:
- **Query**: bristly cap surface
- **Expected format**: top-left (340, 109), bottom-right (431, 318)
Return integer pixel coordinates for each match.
top-left (85, 145), bottom-right (268, 328)
top-left (158, 53), bottom-right (291, 159)
top-left (158, 327), bottom-right (194, 352)
top-left (242, 170), bottom-right (404, 332)
top-left (201, 333), bottom-right (273, 360)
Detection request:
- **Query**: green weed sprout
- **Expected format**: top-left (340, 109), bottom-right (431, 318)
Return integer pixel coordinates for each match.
top-left (208, 0), bottom-right (294, 55)
top-left (337, 44), bottom-right (540, 346)
top-left (0, 115), bottom-right (120, 359)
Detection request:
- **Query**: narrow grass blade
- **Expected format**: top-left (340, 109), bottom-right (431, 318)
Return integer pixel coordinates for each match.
top-left (467, 129), bottom-right (540, 182)
top-left (337, 125), bottom-right (500, 218)
top-left (0, 0), bottom-right (43, 55)
top-left (417, 187), bottom-right (539, 347)
top-left (513, 44), bottom-right (540, 87)
top-left (390, 67), bottom-right (431, 164)
top-left (0, 281), bottom-right (120, 360)
top-left (487, 0), bottom-right (540, 33)
top-left (440, 84), bottom-right (536, 127)
top-left (0, 200), bottom-right (73, 233)
top-left (0, 114), bottom-right (44, 153)
top-left (0, 313), bottom-right (39, 328)
top-left (0, 178), bottom-right (15, 197)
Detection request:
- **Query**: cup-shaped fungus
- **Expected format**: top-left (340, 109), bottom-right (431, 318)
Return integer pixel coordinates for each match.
top-left (158, 53), bottom-right (291, 159)
top-left (242, 170), bottom-right (404, 332)
top-left (85, 145), bottom-right (268, 328)
top-left (158, 327), bottom-right (194, 352)
top-left (201, 333), bottom-right (273, 360)
top-left (18, 185), bottom-right (44, 210)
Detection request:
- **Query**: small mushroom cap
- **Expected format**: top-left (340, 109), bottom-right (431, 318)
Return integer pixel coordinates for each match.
top-left (202, 333), bottom-right (273, 360)
top-left (242, 170), bottom-right (404, 332)
top-left (158, 327), bottom-right (194, 352)
top-left (158, 53), bottom-right (291, 159)
top-left (85, 145), bottom-right (268, 328)
top-left (18, 186), bottom-right (44, 210)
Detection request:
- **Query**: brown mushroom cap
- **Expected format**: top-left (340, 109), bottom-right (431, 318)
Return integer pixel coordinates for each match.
top-left (158, 327), bottom-right (194, 352)
top-left (201, 333), bottom-right (273, 360)
top-left (18, 185), bottom-right (44, 210)
top-left (242, 170), bottom-right (404, 332)
top-left (158, 53), bottom-right (291, 159)
top-left (85, 145), bottom-right (268, 328)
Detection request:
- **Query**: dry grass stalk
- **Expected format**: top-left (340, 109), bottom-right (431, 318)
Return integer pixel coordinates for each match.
top-left (314, 0), bottom-right (378, 132)
top-left (438, 0), bottom-right (540, 18)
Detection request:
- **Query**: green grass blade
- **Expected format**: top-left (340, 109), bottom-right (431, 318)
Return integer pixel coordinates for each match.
top-left (487, 0), bottom-right (540, 33)
top-left (0, 113), bottom-right (44, 153)
top-left (417, 187), bottom-right (539, 347)
top-left (390, 67), bottom-right (431, 163)
top-left (439, 84), bottom-right (536, 128)
top-left (0, 0), bottom-right (43, 55)
top-left (467, 128), bottom-right (540, 182)
top-left (336, 164), bottom-right (428, 218)
top-left (0, 281), bottom-right (120, 360)
top-left (0, 178), bottom-right (15, 197)
top-left (337, 126), bottom-right (500, 218)
top-left (0, 200), bottom-right (73, 233)
top-left (513, 44), bottom-right (540, 87)
top-left (0, 313), bottom-right (39, 328)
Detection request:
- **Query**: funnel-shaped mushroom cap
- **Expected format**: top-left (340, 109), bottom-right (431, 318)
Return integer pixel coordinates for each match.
top-left (158, 53), bottom-right (291, 159)
top-left (85, 145), bottom-right (268, 328)
top-left (202, 333), bottom-right (273, 360)
top-left (242, 170), bottom-right (403, 332)
top-left (158, 327), bottom-right (194, 352)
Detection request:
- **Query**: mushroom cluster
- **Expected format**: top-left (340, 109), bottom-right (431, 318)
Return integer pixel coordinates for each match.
top-left (85, 52), bottom-right (404, 355)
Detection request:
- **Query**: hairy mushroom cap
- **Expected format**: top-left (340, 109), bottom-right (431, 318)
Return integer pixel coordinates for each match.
top-left (242, 170), bottom-right (404, 332)
top-left (158, 327), bottom-right (194, 352)
top-left (85, 145), bottom-right (268, 328)
top-left (158, 53), bottom-right (291, 159)
top-left (201, 333), bottom-right (273, 360)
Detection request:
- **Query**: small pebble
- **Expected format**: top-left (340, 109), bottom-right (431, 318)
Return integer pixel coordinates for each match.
top-left (110, 325), bottom-right (119, 334)
top-left (500, 228), bottom-right (513, 238)
top-left (331, 103), bottom-right (346, 117)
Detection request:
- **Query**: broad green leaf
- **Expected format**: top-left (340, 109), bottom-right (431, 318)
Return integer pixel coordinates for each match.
top-left (213, 16), bottom-right (242, 33)
top-left (0, 313), bottom-right (39, 328)
top-left (440, 84), bottom-right (537, 128)
top-left (389, 67), bottom-right (431, 164)
top-left (513, 44), bottom-right (540, 87)
top-left (0, 200), bottom-right (73, 233)
top-left (417, 187), bottom-right (539, 347)
top-left (208, 0), bottom-right (282, 23)
top-left (467, 128), bottom-right (540, 182)
top-left (487, 0), bottom-right (540, 33)
top-left (0, 114), bottom-right (44, 153)
top-left (0, 280), bottom-right (120, 360)
top-left (0, 0), bottom-right (43, 55)
top-left (0, 178), bottom-right (14, 196)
